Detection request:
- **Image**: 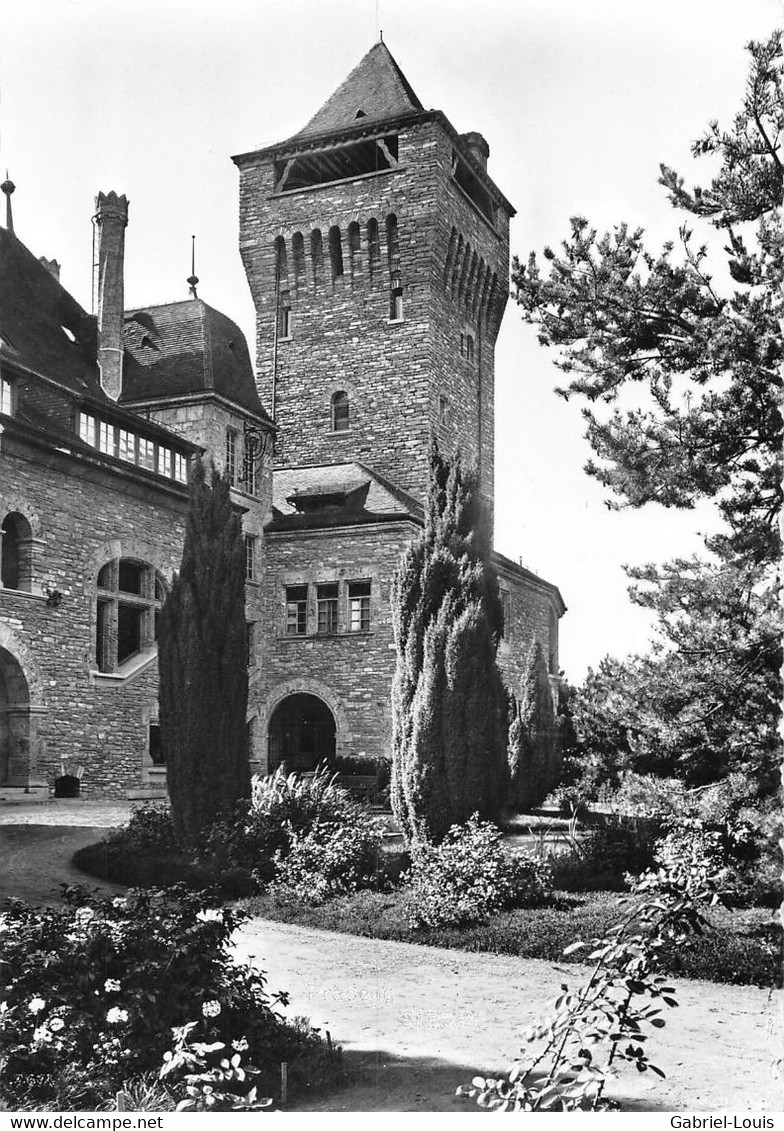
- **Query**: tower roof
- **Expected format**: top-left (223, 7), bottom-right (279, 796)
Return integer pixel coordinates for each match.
top-left (295, 41), bottom-right (424, 139)
top-left (121, 299), bottom-right (269, 419)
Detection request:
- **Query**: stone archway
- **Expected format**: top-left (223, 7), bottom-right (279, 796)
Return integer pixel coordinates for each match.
top-left (0, 646), bottom-right (31, 785)
top-left (267, 693), bottom-right (336, 773)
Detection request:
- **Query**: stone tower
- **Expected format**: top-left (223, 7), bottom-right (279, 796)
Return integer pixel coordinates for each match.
top-left (233, 42), bottom-right (514, 511)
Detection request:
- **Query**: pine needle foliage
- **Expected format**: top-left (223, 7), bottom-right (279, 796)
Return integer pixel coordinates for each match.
top-left (158, 458), bottom-right (250, 845)
top-left (391, 441), bottom-right (506, 845)
top-left (508, 639), bottom-right (559, 811)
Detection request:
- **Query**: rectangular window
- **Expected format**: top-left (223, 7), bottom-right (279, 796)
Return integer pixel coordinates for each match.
top-left (173, 453), bottom-right (187, 483)
top-left (118, 429), bottom-right (135, 463)
top-left (244, 535), bottom-right (257, 582)
top-left (158, 447), bottom-right (172, 478)
top-left (242, 445), bottom-right (258, 496)
top-left (0, 376), bottom-right (12, 416)
top-left (317, 582), bottom-right (339, 635)
top-left (148, 722), bottom-right (165, 766)
top-left (438, 395), bottom-right (448, 425)
top-left (348, 580), bottom-right (371, 633)
top-left (246, 621), bottom-right (255, 667)
top-left (78, 412), bottom-right (96, 445)
top-left (226, 429), bottom-right (238, 486)
top-left (285, 584), bottom-right (308, 636)
top-left (138, 437), bottom-right (155, 470)
top-left (389, 271), bottom-right (403, 320)
top-left (98, 420), bottom-right (114, 455)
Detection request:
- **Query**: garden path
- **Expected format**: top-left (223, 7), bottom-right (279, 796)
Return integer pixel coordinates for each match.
top-left (235, 923), bottom-right (782, 1114)
top-left (0, 802), bottom-right (780, 1113)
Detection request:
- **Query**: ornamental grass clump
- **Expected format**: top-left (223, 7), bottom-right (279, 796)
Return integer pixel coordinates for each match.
top-left (0, 885), bottom-right (328, 1110)
top-left (203, 765), bottom-right (369, 886)
top-left (405, 814), bottom-right (552, 929)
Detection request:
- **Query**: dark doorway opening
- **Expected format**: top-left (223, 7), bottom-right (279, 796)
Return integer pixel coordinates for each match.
top-left (268, 693), bottom-right (336, 774)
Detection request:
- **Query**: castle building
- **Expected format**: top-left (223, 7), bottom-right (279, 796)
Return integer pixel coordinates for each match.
top-left (0, 42), bottom-right (564, 797)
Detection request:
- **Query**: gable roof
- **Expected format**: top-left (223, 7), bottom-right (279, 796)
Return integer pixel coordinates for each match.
top-left (121, 299), bottom-right (269, 419)
top-left (295, 42), bottom-right (424, 140)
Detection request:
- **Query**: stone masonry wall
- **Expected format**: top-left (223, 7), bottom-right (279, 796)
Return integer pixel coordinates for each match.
top-left (252, 519), bottom-right (420, 771)
top-left (236, 119), bottom-right (511, 508)
top-left (0, 437), bottom-right (188, 796)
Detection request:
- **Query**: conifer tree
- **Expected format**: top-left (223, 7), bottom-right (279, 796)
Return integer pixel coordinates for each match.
top-left (391, 441), bottom-right (507, 844)
top-left (507, 639), bottom-right (559, 811)
top-left (158, 458), bottom-right (250, 844)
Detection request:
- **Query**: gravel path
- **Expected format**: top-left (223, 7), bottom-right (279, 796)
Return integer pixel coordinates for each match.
top-left (1, 804), bottom-right (781, 1113)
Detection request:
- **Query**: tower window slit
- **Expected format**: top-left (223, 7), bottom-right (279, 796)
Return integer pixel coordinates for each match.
top-left (328, 226), bottom-right (344, 280)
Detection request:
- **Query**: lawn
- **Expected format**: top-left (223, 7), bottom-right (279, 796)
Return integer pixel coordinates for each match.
top-left (238, 885), bottom-right (779, 988)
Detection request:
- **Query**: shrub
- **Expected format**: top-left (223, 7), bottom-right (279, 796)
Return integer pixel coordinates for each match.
top-left (202, 766), bottom-right (365, 885)
top-left (405, 814), bottom-right (551, 929)
top-left (270, 818), bottom-right (384, 905)
top-left (119, 804), bottom-right (177, 851)
top-left (551, 814), bottom-right (661, 891)
top-left (604, 771), bottom-right (686, 817)
top-left (0, 886), bottom-right (331, 1110)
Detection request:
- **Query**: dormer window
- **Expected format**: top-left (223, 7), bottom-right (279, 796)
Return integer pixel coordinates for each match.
top-left (331, 390), bottom-right (349, 432)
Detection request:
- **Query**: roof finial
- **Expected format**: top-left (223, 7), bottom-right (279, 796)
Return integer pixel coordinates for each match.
top-left (380, 28), bottom-right (383, 42)
top-left (1, 171), bottom-right (15, 232)
top-left (187, 234), bottom-right (199, 298)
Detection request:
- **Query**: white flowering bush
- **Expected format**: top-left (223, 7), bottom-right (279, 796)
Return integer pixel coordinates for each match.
top-left (0, 886), bottom-right (326, 1110)
top-left (159, 1022), bottom-right (274, 1111)
top-left (270, 817), bottom-right (384, 905)
top-left (405, 815), bottom-right (552, 929)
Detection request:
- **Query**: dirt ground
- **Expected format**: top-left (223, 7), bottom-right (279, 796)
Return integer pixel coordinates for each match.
top-left (1, 803), bottom-right (781, 1113)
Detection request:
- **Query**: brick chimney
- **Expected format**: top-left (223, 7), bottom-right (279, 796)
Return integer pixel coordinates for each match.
top-left (459, 131), bottom-right (490, 170)
top-left (94, 191), bottom-right (129, 401)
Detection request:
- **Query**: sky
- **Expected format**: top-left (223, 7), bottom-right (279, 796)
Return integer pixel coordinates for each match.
top-left (1, 0), bottom-right (780, 680)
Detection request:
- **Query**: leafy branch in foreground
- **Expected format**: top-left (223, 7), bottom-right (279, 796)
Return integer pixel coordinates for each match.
top-left (457, 837), bottom-right (719, 1110)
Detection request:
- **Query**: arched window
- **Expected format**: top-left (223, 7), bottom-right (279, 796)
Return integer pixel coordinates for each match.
top-left (95, 558), bottom-right (166, 673)
top-left (328, 226), bottom-right (344, 280)
top-left (273, 235), bottom-right (288, 284)
top-left (331, 390), bottom-right (349, 432)
top-left (310, 229), bottom-right (324, 286)
top-left (366, 218), bottom-right (380, 277)
top-left (348, 221), bottom-right (361, 279)
top-left (292, 231), bottom-right (306, 286)
top-left (1, 512), bottom-right (32, 591)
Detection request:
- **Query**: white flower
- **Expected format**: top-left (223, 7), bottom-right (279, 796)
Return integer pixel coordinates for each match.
top-left (104, 979), bottom-right (121, 993)
top-left (32, 1025), bottom-right (52, 1044)
top-left (28, 997), bottom-right (46, 1015)
top-left (49, 1017), bottom-right (65, 1032)
top-left (74, 907), bottom-right (95, 923)
top-left (196, 908), bottom-right (223, 923)
top-left (112, 897), bottom-right (127, 910)
top-left (201, 1000), bottom-right (221, 1018)
top-left (106, 1007), bottom-right (129, 1025)
top-left (232, 1037), bottom-right (249, 1052)
top-left (0, 915), bottom-right (9, 933)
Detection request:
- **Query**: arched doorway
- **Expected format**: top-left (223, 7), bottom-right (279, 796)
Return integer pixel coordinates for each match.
top-left (268, 693), bottom-right (336, 773)
top-left (0, 646), bottom-right (30, 785)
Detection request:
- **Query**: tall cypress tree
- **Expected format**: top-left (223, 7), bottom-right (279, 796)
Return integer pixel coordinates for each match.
top-left (391, 441), bottom-right (507, 844)
top-left (158, 458), bottom-right (250, 844)
top-left (508, 640), bottom-right (558, 811)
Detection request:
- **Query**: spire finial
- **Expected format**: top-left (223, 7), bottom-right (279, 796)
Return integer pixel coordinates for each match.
top-left (187, 234), bottom-right (199, 298)
top-left (1, 171), bottom-right (15, 232)
top-left (380, 28), bottom-right (383, 42)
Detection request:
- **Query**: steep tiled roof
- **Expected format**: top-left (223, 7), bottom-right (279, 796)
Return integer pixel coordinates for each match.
top-left (121, 300), bottom-right (269, 419)
top-left (295, 42), bottom-right (424, 139)
top-left (0, 226), bottom-right (103, 396)
top-left (269, 461), bottom-right (423, 531)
